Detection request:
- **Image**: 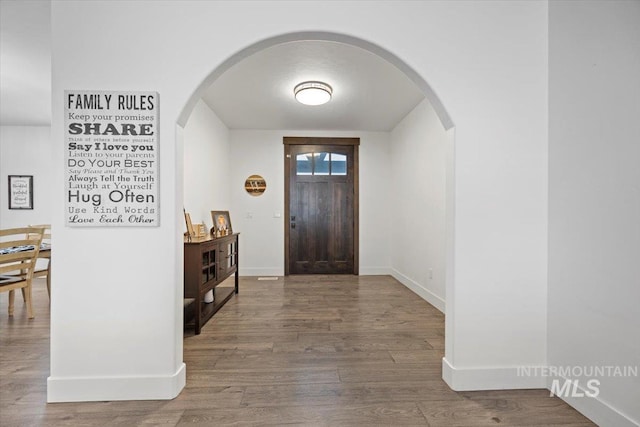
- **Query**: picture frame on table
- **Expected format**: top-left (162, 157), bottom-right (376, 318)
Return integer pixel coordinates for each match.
top-left (8, 175), bottom-right (33, 210)
top-left (183, 209), bottom-right (195, 241)
top-left (211, 210), bottom-right (232, 237)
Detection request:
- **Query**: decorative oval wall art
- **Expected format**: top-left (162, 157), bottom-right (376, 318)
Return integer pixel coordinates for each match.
top-left (244, 174), bottom-right (267, 196)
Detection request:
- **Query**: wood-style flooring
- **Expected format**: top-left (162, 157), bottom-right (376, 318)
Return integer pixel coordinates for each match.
top-left (1, 275), bottom-right (594, 426)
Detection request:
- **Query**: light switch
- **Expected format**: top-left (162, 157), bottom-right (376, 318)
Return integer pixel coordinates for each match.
top-left (274, 212), bottom-right (281, 218)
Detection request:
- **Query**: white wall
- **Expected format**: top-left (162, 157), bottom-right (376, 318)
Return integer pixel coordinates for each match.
top-left (0, 126), bottom-right (53, 228)
top-left (49, 0), bottom-right (549, 402)
top-left (227, 130), bottom-right (283, 276)
top-left (183, 99), bottom-right (230, 228)
top-left (228, 129), bottom-right (391, 277)
top-left (390, 99), bottom-right (448, 312)
top-left (548, 1), bottom-right (640, 426)
top-left (357, 131), bottom-right (392, 276)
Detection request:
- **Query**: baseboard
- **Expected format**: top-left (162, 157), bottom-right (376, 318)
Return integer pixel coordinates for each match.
top-left (442, 357), bottom-right (546, 391)
top-left (241, 267), bottom-right (391, 276)
top-left (546, 376), bottom-right (639, 427)
top-left (47, 363), bottom-right (186, 402)
top-left (391, 269), bottom-right (445, 313)
top-left (359, 266), bottom-right (391, 275)
top-left (239, 267), bottom-right (284, 277)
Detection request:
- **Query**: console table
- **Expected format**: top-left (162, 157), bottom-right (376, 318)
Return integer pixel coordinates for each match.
top-left (184, 233), bottom-right (239, 334)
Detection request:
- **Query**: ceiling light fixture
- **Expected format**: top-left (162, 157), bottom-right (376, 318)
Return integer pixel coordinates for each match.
top-left (294, 81), bottom-right (332, 106)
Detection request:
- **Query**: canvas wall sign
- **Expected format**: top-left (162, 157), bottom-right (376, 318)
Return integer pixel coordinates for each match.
top-left (64, 90), bottom-right (159, 226)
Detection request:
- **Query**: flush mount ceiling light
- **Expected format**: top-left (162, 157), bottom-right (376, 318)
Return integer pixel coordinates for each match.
top-left (294, 81), bottom-right (332, 106)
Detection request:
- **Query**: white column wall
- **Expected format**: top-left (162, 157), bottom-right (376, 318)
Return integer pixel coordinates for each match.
top-left (548, 1), bottom-right (640, 425)
top-left (49, 0), bottom-right (549, 401)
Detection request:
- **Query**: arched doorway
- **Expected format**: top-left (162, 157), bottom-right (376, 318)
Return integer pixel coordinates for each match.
top-left (177, 30), bottom-right (456, 382)
top-left (177, 32), bottom-right (453, 130)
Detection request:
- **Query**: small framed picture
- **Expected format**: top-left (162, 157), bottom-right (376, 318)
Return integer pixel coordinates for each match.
top-left (211, 210), bottom-right (232, 237)
top-left (8, 175), bottom-right (33, 210)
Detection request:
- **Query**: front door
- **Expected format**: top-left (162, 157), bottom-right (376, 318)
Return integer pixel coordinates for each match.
top-left (284, 137), bottom-right (359, 275)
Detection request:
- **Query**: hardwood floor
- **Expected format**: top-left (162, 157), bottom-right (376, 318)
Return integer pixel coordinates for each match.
top-left (0, 276), bottom-right (594, 426)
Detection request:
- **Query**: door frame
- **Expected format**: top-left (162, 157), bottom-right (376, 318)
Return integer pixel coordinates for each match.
top-left (284, 136), bottom-right (360, 275)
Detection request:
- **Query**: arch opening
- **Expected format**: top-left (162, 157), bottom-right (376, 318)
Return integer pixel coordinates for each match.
top-left (177, 31), bottom-right (454, 130)
top-left (177, 30), bottom-right (456, 375)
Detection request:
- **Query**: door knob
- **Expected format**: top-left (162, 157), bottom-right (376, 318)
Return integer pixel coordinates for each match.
top-left (291, 223), bottom-right (296, 229)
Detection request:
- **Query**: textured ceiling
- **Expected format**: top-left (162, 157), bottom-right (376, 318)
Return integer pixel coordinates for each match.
top-left (202, 40), bottom-right (424, 132)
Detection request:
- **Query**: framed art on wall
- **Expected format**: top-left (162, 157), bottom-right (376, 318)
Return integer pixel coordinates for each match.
top-left (8, 175), bottom-right (33, 210)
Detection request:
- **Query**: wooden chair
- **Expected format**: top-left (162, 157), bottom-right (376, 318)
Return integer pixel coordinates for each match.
top-left (0, 227), bottom-right (44, 318)
top-left (28, 224), bottom-right (51, 298)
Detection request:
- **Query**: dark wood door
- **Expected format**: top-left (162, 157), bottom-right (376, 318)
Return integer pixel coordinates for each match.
top-left (284, 137), bottom-right (359, 275)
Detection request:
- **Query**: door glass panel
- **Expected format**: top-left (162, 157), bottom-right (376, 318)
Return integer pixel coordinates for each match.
top-left (296, 153), bottom-right (312, 175)
top-left (330, 153), bottom-right (347, 175)
top-left (296, 151), bottom-right (347, 176)
top-left (314, 152), bottom-right (330, 175)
